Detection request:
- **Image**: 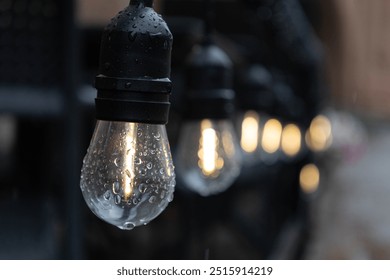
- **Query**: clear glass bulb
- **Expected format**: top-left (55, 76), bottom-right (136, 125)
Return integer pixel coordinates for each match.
top-left (257, 117), bottom-right (283, 164)
top-left (176, 119), bottom-right (241, 196)
top-left (238, 110), bottom-right (263, 164)
top-left (305, 115), bottom-right (333, 152)
top-left (280, 123), bottom-right (303, 158)
top-left (80, 120), bottom-right (175, 230)
top-left (299, 163), bottom-right (320, 194)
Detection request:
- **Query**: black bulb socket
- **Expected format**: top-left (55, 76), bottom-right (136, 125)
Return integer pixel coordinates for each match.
top-left (95, 0), bottom-right (173, 124)
top-left (184, 41), bottom-right (235, 120)
top-left (237, 64), bottom-right (274, 112)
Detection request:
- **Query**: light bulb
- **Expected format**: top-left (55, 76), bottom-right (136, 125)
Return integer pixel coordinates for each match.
top-left (255, 117), bottom-right (283, 165)
top-left (281, 123), bottom-right (302, 157)
top-left (240, 110), bottom-right (260, 154)
top-left (299, 163), bottom-right (320, 194)
top-left (176, 119), bottom-right (241, 196)
top-left (81, 120), bottom-right (175, 230)
top-left (238, 110), bottom-right (267, 164)
top-left (261, 118), bottom-right (282, 154)
top-left (80, 0), bottom-right (175, 229)
top-left (306, 115), bottom-right (332, 152)
top-left (178, 35), bottom-right (240, 195)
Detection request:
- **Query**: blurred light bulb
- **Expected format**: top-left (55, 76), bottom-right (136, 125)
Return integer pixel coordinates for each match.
top-left (306, 115), bottom-right (332, 152)
top-left (176, 119), bottom-right (241, 196)
top-left (281, 123), bottom-right (302, 157)
top-left (80, 121), bottom-right (175, 230)
top-left (261, 118), bottom-right (282, 154)
top-left (240, 110), bottom-right (260, 154)
top-left (299, 163), bottom-right (320, 194)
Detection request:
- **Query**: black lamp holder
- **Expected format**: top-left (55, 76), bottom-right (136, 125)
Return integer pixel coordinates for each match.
top-left (181, 0), bottom-right (234, 120)
top-left (184, 40), bottom-right (235, 120)
top-left (94, 0), bottom-right (173, 124)
top-left (237, 64), bottom-right (274, 113)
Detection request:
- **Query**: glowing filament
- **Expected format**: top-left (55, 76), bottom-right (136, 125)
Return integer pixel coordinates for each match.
top-left (198, 119), bottom-right (223, 176)
top-left (300, 164), bottom-right (320, 193)
top-left (261, 118), bottom-right (282, 154)
top-left (306, 115), bottom-right (332, 152)
top-left (240, 111), bottom-right (259, 153)
top-left (281, 124), bottom-right (302, 157)
top-left (124, 125), bottom-right (136, 201)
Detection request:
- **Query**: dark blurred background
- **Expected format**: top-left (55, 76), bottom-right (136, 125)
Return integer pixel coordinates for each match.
top-left (0, 0), bottom-right (389, 259)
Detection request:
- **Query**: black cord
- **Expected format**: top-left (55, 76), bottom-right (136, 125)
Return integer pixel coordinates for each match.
top-left (203, 0), bottom-right (215, 43)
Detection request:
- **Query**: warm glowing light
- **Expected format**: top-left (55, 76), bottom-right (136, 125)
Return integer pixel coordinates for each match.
top-left (240, 111), bottom-right (259, 153)
top-left (300, 164), bottom-right (320, 193)
top-left (198, 119), bottom-right (223, 176)
top-left (281, 123), bottom-right (302, 157)
top-left (202, 128), bottom-right (217, 175)
top-left (261, 118), bottom-right (282, 154)
top-left (306, 115), bottom-right (332, 152)
top-left (124, 125), bottom-right (136, 201)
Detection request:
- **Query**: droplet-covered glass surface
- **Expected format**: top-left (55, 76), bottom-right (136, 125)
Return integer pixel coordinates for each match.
top-left (176, 119), bottom-right (241, 196)
top-left (80, 121), bottom-right (175, 230)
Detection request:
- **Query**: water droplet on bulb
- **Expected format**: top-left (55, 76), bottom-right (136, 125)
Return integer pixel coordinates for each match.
top-left (146, 162), bottom-right (153, 169)
top-left (168, 192), bottom-right (174, 202)
top-left (123, 222), bottom-right (135, 230)
top-left (135, 158), bottom-right (142, 165)
top-left (112, 181), bottom-right (120, 194)
top-left (139, 13), bottom-right (145, 18)
top-left (152, 185), bottom-right (159, 194)
top-left (114, 195), bottom-right (122, 205)
top-left (125, 169), bottom-right (131, 178)
top-left (169, 178), bottom-right (176, 187)
top-left (154, 132), bottom-right (161, 140)
top-left (114, 158), bottom-right (121, 167)
top-left (149, 196), bottom-right (156, 203)
top-left (159, 168), bottom-right (165, 175)
top-left (138, 183), bottom-right (147, 193)
top-left (140, 168), bottom-right (147, 176)
top-left (103, 190), bottom-right (111, 200)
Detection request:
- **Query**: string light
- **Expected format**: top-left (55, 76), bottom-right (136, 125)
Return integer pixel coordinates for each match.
top-left (80, 0), bottom-right (175, 230)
